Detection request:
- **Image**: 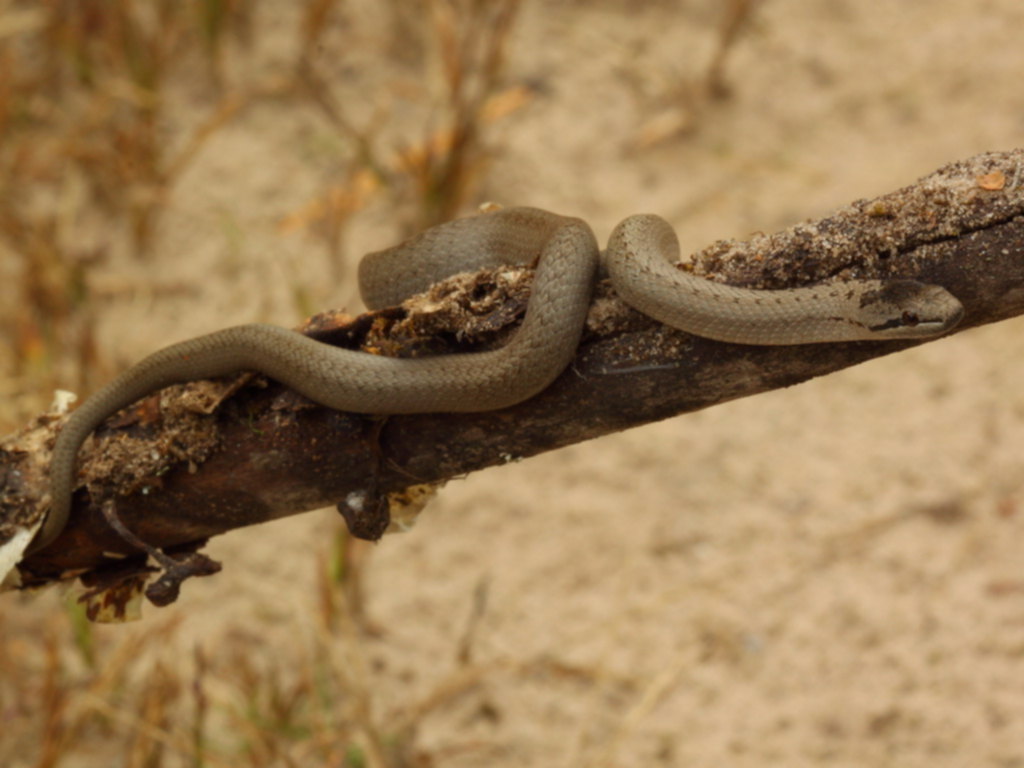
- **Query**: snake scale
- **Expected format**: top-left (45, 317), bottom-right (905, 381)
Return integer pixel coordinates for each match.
top-left (27, 207), bottom-right (964, 554)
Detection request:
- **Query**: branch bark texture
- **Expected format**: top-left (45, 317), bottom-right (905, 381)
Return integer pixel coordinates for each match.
top-left (5, 149), bottom-right (1024, 584)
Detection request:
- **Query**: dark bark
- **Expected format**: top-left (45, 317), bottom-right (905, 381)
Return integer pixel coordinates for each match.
top-left (5, 148), bottom-right (1024, 589)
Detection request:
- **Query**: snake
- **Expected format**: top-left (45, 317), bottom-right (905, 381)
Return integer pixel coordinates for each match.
top-left (26, 206), bottom-right (964, 554)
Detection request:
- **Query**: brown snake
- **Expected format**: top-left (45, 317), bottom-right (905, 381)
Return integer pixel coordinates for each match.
top-left (28, 207), bottom-right (964, 553)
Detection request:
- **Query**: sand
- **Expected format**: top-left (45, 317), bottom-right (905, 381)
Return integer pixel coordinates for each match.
top-left (4, 1), bottom-right (1024, 765)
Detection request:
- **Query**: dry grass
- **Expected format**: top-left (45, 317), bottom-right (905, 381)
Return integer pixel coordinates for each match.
top-left (631, 0), bottom-right (764, 148)
top-left (1, 548), bottom-right (528, 766)
top-left (0, 1), bottom-right (545, 764)
top-left (6, 0), bottom-right (1012, 764)
top-left (0, 0), bottom-right (524, 413)
top-left (0, 2), bottom-right (775, 764)
top-left (288, 0), bottom-right (524, 262)
top-left (0, 0), bottom-right (250, 413)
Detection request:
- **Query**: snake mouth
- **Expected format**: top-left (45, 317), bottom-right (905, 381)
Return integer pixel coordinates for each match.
top-left (938, 302), bottom-right (966, 331)
top-left (918, 301), bottom-right (966, 335)
top-left (868, 303), bottom-right (965, 337)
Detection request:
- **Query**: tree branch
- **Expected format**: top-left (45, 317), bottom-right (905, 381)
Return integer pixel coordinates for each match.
top-left (5, 148), bottom-right (1024, 589)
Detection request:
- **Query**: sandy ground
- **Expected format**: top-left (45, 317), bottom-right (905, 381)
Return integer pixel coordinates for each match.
top-left (5, 1), bottom-right (1024, 765)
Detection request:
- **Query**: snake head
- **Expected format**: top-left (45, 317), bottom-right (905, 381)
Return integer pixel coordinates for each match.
top-left (862, 280), bottom-right (965, 338)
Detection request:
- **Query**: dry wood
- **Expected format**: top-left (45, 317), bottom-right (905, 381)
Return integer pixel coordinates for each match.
top-left (4, 148), bottom-right (1023, 591)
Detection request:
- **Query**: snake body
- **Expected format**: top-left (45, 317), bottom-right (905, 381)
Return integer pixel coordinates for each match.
top-left (605, 214), bottom-right (963, 345)
top-left (28, 207), bottom-right (964, 553)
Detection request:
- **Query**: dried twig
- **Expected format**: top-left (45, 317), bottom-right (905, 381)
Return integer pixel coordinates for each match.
top-left (4, 149), bottom-right (1024, 589)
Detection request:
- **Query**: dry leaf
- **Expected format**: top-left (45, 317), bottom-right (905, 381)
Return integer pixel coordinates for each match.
top-left (977, 170), bottom-right (1006, 190)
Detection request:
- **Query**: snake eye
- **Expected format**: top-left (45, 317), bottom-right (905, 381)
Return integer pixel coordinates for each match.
top-left (901, 311), bottom-right (920, 326)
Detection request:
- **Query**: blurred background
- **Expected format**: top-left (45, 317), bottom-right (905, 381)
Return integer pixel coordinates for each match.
top-left (3, 1), bottom-right (1024, 765)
